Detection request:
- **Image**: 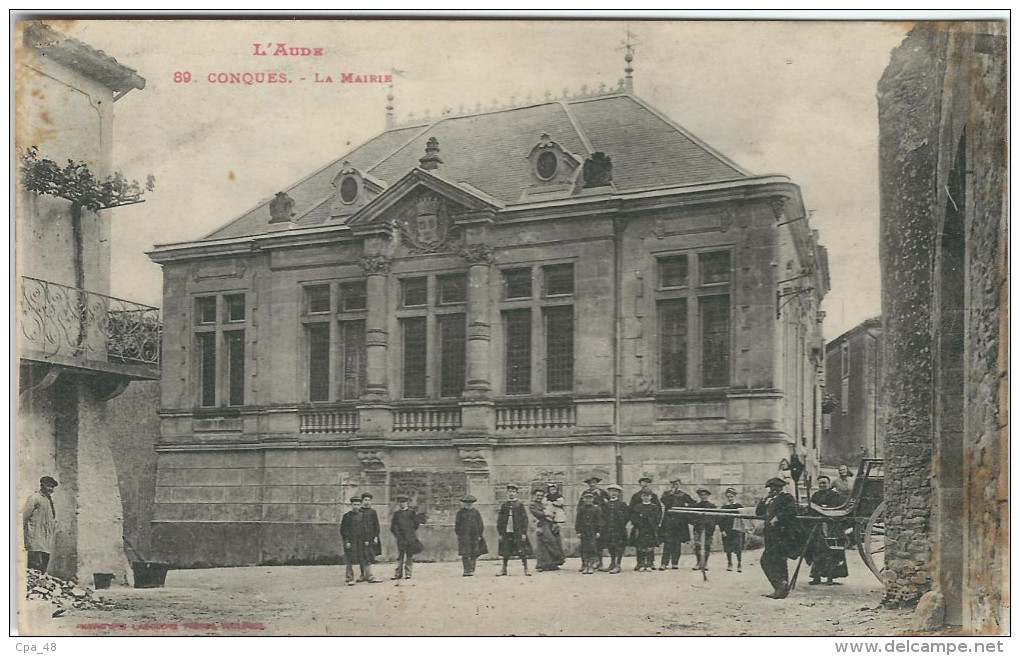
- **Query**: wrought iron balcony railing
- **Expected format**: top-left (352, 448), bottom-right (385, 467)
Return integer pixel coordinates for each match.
top-left (20, 276), bottom-right (161, 369)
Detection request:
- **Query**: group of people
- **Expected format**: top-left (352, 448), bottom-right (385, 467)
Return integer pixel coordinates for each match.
top-left (338, 465), bottom-right (857, 600)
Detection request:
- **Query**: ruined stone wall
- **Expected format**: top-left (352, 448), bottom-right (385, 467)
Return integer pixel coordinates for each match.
top-left (960, 24), bottom-right (1007, 634)
top-left (877, 25), bottom-right (943, 606)
top-left (879, 23), bottom-right (1007, 631)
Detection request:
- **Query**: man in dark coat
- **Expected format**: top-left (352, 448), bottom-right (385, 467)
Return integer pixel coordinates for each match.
top-left (575, 491), bottom-right (603, 574)
top-left (659, 478), bottom-right (694, 570)
top-left (808, 476), bottom-right (849, 585)
top-left (341, 493), bottom-right (382, 584)
top-left (339, 498), bottom-right (361, 585)
top-left (629, 487), bottom-right (662, 571)
top-left (691, 488), bottom-right (717, 571)
top-left (577, 476), bottom-right (608, 570)
top-left (756, 477), bottom-right (799, 599)
top-left (496, 484), bottom-right (531, 576)
top-left (390, 493), bottom-right (424, 580)
top-left (455, 494), bottom-right (487, 576)
top-left (629, 476), bottom-right (661, 510)
top-left (601, 484), bottom-right (630, 574)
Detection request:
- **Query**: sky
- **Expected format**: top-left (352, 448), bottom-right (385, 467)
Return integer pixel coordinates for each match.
top-left (54, 19), bottom-right (908, 339)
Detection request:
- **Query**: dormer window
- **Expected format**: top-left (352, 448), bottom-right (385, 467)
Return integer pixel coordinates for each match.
top-left (536, 150), bottom-right (559, 180)
top-left (338, 175), bottom-right (359, 204)
top-left (526, 133), bottom-right (580, 187)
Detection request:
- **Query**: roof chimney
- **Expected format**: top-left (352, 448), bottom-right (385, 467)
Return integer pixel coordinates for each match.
top-left (419, 136), bottom-right (443, 171)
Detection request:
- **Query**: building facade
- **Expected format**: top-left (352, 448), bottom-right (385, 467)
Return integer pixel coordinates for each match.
top-left (17, 22), bottom-right (157, 583)
top-left (821, 317), bottom-right (882, 467)
top-left (149, 79), bottom-right (829, 566)
top-left (878, 23), bottom-right (1007, 632)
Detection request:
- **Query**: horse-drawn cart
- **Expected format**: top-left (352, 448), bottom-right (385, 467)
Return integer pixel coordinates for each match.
top-left (667, 458), bottom-right (886, 583)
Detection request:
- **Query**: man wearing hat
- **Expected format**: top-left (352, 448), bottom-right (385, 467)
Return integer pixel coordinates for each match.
top-left (659, 478), bottom-right (694, 570)
top-left (756, 477), bottom-right (799, 599)
top-left (23, 476), bottom-right (58, 573)
top-left (629, 476), bottom-right (661, 510)
top-left (340, 493), bottom-right (382, 584)
top-left (691, 488), bottom-right (718, 571)
top-left (339, 498), bottom-right (362, 585)
top-left (496, 484), bottom-right (532, 576)
top-left (455, 494), bottom-right (486, 576)
top-left (390, 493), bottom-right (424, 580)
top-left (601, 484), bottom-right (630, 574)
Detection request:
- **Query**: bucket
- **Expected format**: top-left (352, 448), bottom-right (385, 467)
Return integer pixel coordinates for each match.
top-left (131, 562), bottom-right (170, 589)
top-left (93, 573), bottom-right (114, 589)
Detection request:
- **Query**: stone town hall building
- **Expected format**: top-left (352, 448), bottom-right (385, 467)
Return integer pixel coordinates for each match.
top-left (149, 70), bottom-right (830, 565)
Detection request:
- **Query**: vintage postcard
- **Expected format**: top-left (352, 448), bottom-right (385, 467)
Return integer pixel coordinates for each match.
top-left (13, 16), bottom-right (1008, 640)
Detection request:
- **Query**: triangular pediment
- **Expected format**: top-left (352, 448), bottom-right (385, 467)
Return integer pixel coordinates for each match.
top-left (347, 167), bottom-right (502, 228)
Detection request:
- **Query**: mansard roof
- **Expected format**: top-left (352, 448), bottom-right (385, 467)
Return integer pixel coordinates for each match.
top-left (202, 92), bottom-right (751, 241)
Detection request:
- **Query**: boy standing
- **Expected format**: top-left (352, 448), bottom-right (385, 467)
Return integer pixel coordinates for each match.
top-left (719, 487), bottom-right (745, 572)
top-left (455, 494), bottom-right (487, 576)
top-left (629, 487), bottom-right (661, 572)
top-left (390, 493), bottom-right (424, 580)
top-left (691, 488), bottom-right (717, 571)
top-left (601, 484), bottom-right (630, 574)
top-left (575, 491), bottom-right (603, 574)
top-left (496, 484), bottom-right (532, 576)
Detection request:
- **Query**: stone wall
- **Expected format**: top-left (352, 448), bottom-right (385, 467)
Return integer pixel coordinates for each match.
top-left (877, 25), bottom-right (941, 606)
top-left (105, 380), bottom-right (161, 560)
top-left (878, 22), bottom-right (1007, 632)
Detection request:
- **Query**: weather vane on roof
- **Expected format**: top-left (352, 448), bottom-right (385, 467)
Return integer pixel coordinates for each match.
top-left (616, 26), bottom-right (640, 93)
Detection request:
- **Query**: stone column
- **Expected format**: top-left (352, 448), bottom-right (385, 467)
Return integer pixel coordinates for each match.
top-left (358, 253), bottom-right (392, 438)
top-left (359, 254), bottom-right (391, 400)
top-left (462, 245), bottom-right (494, 397)
top-left (459, 245), bottom-right (495, 437)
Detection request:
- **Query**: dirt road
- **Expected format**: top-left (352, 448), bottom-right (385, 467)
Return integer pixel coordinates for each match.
top-left (21, 549), bottom-right (909, 636)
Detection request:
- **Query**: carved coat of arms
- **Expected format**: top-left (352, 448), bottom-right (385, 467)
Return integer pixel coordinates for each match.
top-left (399, 192), bottom-right (456, 253)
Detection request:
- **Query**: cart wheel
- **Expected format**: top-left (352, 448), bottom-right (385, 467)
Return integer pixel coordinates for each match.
top-left (858, 501), bottom-right (886, 582)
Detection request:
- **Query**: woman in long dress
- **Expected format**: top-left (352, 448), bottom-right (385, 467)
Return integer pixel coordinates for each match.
top-left (530, 489), bottom-right (565, 571)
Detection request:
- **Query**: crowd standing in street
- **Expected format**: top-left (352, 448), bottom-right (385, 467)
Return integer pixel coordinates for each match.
top-left (337, 472), bottom-right (856, 603)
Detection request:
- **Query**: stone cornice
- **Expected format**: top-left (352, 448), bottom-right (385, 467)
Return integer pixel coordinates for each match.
top-left (148, 176), bottom-right (805, 265)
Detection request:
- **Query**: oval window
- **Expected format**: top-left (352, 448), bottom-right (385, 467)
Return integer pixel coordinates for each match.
top-left (339, 176), bottom-right (359, 204)
top-left (536, 151), bottom-right (558, 180)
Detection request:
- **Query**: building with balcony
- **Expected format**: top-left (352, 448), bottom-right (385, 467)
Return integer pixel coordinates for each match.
top-left (16, 22), bottom-right (157, 583)
top-left (821, 317), bottom-right (882, 467)
top-left (148, 62), bottom-right (829, 566)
